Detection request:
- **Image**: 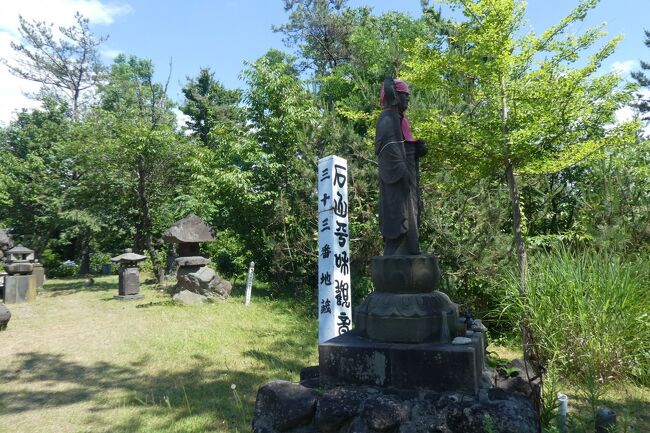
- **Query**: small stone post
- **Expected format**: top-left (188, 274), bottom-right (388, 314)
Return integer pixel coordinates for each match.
top-left (317, 155), bottom-right (351, 343)
top-left (245, 261), bottom-right (255, 305)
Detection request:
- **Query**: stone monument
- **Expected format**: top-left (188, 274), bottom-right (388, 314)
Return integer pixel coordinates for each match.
top-left (163, 214), bottom-right (232, 300)
top-left (111, 248), bottom-right (146, 300)
top-left (319, 77), bottom-right (484, 393)
top-left (2, 244), bottom-right (37, 304)
top-left (251, 77), bottom-right (539, 433)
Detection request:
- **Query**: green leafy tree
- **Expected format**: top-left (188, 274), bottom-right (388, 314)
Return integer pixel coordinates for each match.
top-left (631, 29), bottom-right (650, 126)
top-left (90, 54), bottom-right (190, 282)
top-left (404, 0), bottom-right (635, 360)
top-left (2, 12), bottom-right (106, 120)
top-left (275, 0), bottom-right (354, 74)
top-left (0, 100), bottom-right (73, 255)
top-left (180, 68), bottom-right (243, 147)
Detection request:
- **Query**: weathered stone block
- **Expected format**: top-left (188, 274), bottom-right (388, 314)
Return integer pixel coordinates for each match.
top-left (172, 289), bottom-right (206, 305)
top-left (319, 331), bottom-right (485, 394)
top-left (371, 254), bottom-right (440, 293)
top-left (176, 265), bottom-right (232, 298)
top-left (3, 275), bottom-right (36, 303)
top-left (118, 267), bottom-right (141, 296)
top-left (253, 381), bottom-right (318, 432)
top-left (252, 382), bottom-right (540, 433)
top-left (163, 214), bottom-right (216, 243)
top-left (314, 387), bottom-right (365, 432)
top-left (32, 262), bottom-right (45, 289)
top-left (174, 256), bottom-right (211, 267)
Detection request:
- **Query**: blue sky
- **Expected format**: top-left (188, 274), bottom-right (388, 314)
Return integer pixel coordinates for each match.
top-left (0, 0), bottom-right (648, 124)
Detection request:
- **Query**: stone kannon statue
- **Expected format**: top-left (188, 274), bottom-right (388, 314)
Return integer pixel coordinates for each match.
top-left (375, 77), bottom-right (427, 256)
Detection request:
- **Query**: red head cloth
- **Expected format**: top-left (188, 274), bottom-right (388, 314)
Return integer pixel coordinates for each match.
top-left (379, 79), bottom-right (415, 142)
top-left (379, 79), bottom-right (410, 105)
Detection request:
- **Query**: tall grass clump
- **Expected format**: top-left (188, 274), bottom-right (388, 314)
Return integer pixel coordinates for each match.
top-left (499, 247), bottom-right (650, 386)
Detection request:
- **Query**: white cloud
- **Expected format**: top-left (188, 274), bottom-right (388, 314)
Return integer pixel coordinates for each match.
top-left (100, 47), bottom-right (123, 60)
top-left (0, 0), bottom-right (131, 125)
top-left (611, 60), bottom-right (637, 75)
top-left (173, 108), bottom-right (191, 134)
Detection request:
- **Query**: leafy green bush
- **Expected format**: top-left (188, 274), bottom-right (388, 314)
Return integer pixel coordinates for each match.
top-left (50, 263), bottom-right (80, 278)
top-left (90, 252), bottom-right (114, 274)
top-left (499, 247), bottom-right (650, 386)
top-left (139, 251), bottom-right (163, 275)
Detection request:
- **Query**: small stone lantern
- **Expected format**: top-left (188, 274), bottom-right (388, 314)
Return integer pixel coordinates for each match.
top-left (111, 248), bottom-right (146, 300)
top-left (4, 244), bottom-right (35, 275)
top-left (2, 244), bottom-right (37, 303)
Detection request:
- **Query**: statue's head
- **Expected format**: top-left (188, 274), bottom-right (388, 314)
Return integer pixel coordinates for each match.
top-left (380, 79), bottom-right (410, 112)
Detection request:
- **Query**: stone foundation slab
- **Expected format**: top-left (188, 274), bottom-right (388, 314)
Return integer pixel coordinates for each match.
top-left (319, 330), bottom-right (485, 394)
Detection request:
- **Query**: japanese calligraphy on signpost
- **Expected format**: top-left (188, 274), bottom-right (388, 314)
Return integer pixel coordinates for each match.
top-left (317, 155), bottom-right (351, 343)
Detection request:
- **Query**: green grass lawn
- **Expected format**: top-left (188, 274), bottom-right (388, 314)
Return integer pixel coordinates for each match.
top-left (1, 276), bottom-right (648, 433)
top-left (0, 275), bottom-right (318, 433)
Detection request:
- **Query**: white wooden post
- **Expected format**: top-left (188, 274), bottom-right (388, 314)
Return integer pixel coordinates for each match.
top-left (317, 155), bottom-right (352, 344)
top-left (245, 261), bottom-right (255, 305)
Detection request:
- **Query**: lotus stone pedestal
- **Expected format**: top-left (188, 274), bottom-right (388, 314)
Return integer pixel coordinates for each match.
top-left (319, 254), bottom-right (486, 394)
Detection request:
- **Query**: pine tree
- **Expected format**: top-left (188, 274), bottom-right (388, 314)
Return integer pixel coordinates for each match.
top-left (631, 29), bottom-right (650, 125)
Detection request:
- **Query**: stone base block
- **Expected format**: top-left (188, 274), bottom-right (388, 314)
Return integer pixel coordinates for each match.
top-left (319, 330), bottom-right (485, 394)
top-left (3, 275), bottom-right (36, 304)
top-left (114, 294), bottom-right (144, 301)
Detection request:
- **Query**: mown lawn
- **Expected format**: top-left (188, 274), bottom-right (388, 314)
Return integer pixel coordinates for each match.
top-left (0, 275), bottom-right (318, 433)
top-left (1, 276), bottom-right (648, 433)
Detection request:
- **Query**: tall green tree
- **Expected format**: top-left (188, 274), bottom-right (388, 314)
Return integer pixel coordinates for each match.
top-left (275, 0), bottom-right (354, 74)
top-left (90, 54), bottom-right (189, 282)
top-left (2, 12), bottom-right (106, 120)
top-left (631, 29), bottom-right (650, 126)
top-left (180, 68), bottom-right (243, 147)
top-left (0, 100), bottom-right (73, 254)
top-left (405, 0), bottom-right (635, 360)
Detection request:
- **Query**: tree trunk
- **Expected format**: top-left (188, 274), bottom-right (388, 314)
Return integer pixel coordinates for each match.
top-left (78, 234), bottom-right (91, 275)
top-left (505, 160), bottom-right (536, 365)
top-left (505, 161), bottom-right (528, 291)
top-left (137, 160), bottom-right (164, 284)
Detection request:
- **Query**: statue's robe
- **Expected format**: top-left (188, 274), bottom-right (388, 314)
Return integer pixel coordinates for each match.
top-left (375, 108), bottom-right (421, 255)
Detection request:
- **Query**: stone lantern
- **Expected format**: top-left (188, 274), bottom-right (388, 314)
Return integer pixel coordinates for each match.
top-left (2, 245), bottom-right (37, 303)
top-left (163, 214), bottom-right (232, 300)
top-left (111, 248), bottom-right (146, 300)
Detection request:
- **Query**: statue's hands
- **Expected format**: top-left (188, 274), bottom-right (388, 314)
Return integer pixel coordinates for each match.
top-left (416, 138), bottom-right (428, 157)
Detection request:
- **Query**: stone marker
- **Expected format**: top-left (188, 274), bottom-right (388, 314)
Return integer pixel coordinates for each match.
top-left (0, 303), bottom-right (10, 331)
top-left (163, 214), bottom-right (232, 299)
top-left (245, 261), bottom-right (255, 305)
top-left (32, 260), bottom-right (45, 289)
top-left (317, 155), bottom-right (352, 343)
top-left (2, 244), bottom-right (37, 304)
top-left (111, 248), bottom-right (146, 300)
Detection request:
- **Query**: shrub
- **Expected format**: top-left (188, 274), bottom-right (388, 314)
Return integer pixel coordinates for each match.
top-left (89, 252), bottom-right (115, 275)
top-left (499, 247), bottom-right (650, 386)
top-left (50, 262), bottom-right (80, 278)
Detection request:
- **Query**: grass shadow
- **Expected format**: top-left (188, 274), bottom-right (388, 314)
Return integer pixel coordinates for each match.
top-left (42, 276), bottom-right (117, 297)
top-left (0, 351), bottom-right (266, 433)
